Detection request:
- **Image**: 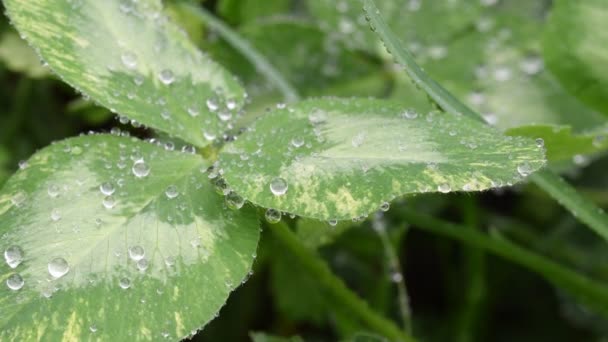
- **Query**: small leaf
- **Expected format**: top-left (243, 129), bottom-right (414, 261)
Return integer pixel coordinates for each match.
top-left (4, 0), bottom-right (246, 147)
top-left (219, 98), bottom-right (545, 220)
top-left (0, 135), bottom-right (259, 340)
top-left (544, 0), bottom-right (608, 116)
top-left (506, 125), bottom-right (608, 162)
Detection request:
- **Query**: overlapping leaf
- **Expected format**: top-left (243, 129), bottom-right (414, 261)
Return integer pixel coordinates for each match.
top-left (219, 98), bottom-right (545, 220)
top-left (0, 135), bottom-right (259, 341)
top-left (4, 0), bottom-right (246, 147)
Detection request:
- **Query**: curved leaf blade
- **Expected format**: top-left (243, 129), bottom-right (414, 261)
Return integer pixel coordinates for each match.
top-left (219, 98), bottom-right (545, 220)
top-left (543, 0), bottom-right (608, 116)
top-left (0, 135), bottom-right (259, 341)
top-left (4, 0), bottom-right (246, 147)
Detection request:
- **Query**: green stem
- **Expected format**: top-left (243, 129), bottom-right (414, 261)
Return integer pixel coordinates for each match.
top-left (180, 2), bottom-right (300, 103)
top-left (456, 197), bottom-right (486, 342)
top-left (362, 0), bottom-right (608, 243)
top-left (400, 209), bottom-right (608, 316)
top-left (372, 214), bottom-right (413, 333)
top-left (531, 170), bottom-right (608, 242)
top-left (267, 222), bottom-right (417, 342)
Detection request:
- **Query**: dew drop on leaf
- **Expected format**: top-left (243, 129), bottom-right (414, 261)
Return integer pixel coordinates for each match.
top-left (136, 258), bottom-right (149, 271)
top-left (6, 273), bottom-right (24, 291)
top-left (128, 246), bottom-right (145, 261)
top-left (225, 191), bottom-right (245, 210)
top-left (48, 257), bottom-right (70, 279)
top-left (103, 196), bottom-right (116, 209)
top-left (132, 160), bottom-right (150, 178)
top-left (265, 209), bottom-right (282, 224)
top-left (4, 245), bottom-right (24, 269)
top-left (517, 162), bottom-right (533, 177)
top-left (51, 209), bottom-right (62, 222)
top-left (269, 177), bottom-right (288, 196)
top-left (158, 69), bottom-right (175, 85)
top-left (437, 183), bottom-right (452, 193)
top-left (47, 184), bottom-right (60, 198)
top-left (119, 278), bottom-right (131, 289)
top-left (99, 182), bottom-right (115, 196)
top-left (165, 185), bottom-right (179, 199)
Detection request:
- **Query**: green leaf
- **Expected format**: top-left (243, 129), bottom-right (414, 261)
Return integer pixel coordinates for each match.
top-left (0, 31), bottom-right (49, 78)
top-left (250, 332), bottom-right (305, 342)
top-left (219, 98), bottom-right (545, 220)
top-left (506, 125), bottom-right (608, 162)
top-left (0, 135), bottom-right (260, 340)
top-left (4, 0), bottom-right (246, 147)
top-left (543, 0), bottom-right (608, 116)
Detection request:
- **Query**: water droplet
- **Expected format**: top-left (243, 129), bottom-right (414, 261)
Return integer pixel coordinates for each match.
top-left (225, 191), bottom-right (245, 210)
top-left (217, 110), bottom-right (232, 122)
top-left (121, 52), bottom-right (137, 69)
top-left (437, 183), bottom-right (451, 193)
top-left (132, 160), bottom-right (150, 178)
top-left (136, 258), bottom-right (149, 271)
top-left (187, 106), bottom-right (199, 117)
top-left (158, 69), bottom-right (175, 85)
top-left (48, 257), bottom-right (69, 279)
top-left (4, 246), bottom-right (24, 269)
top-left (103, 196), bottom-right (116, 209)
top-left (100, 182), bottom-right (115, 196)
top-left (6, 273), bottom-right (24, 290)
top-left (390, 271), bottom-right (403, 283)
top-left (380, 202), bottom-right (390, 212)
top-left (51, 209), bottom-right (62, 222)
top-left (203, 131), bottom-right (217, 141)
top-left (206, 98), bottom-right (219, 112)
top-left (269, 177), bottom-right (288, 196)
top-left (265, 209), bottom-right (282, 224)
top-left (11, 191), bottom-right (27, 206)
top-left (328, 219), bottom-right (338, 227)
top-left (18, 160), bottom-right (28, 170)
top-left (89, 324), bottom-right (98, 333)
top-left (291, 137), bottom-right (305, 148)
top-left (573, 154), bottom-right (588, 166)
top-left (517, 162), bottom-right (533, 177)
top-left (401, 109), bottom-right (418, 119)
top-left (165, 185), bottom-right (179, 199)
top-left (309, 109), bottom-right (328, 125)
top-left (165, 256), bottom-right (176, 267)
top-left (535, 138), bottom-right (545, 148)
top-left (47, 184), bottom-right (60, 198)
top-left (119, 277), bottom-right (131, 289)
top-left (128, 246), bottom-right (145, 261)
top-left (226, 99), bottom-right (237, 110)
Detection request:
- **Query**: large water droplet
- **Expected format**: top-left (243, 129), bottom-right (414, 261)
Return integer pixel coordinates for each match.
top-left (6, 273), bottom-right (24, 291)
top-left (380, 202), bottom-right (390, 212)
top-left (48, 257), bottom-right (70, 279)
top-left (128, 246), bottom-right (145, 261)
top-left (269, 177), bottom-right (288, 196)
top-left (4, 246), bottom-right (24, 269)
top-left (225, 191), bottom-right (245, 210)
top-left (158, 69), bottom-right (175, 85)
top-left (132, 160), bottom-right (150, 178)
top-left (100, 182), bottom-right (115, 196)
top-left (265, 209), bottom-right (282, 224)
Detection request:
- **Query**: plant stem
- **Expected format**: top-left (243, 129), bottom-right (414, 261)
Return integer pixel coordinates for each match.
top-left (400, 208), bottom-right (608, 316)
top-left (531, 170), bottom-right (608, 242)
top-left (267, 221), bottom-right (417, 342)
top-left (372, 213), bottom-right (413, 333)
top-left (455, 197), bottom-right (486, 342)
top-left (180, 3), bottom-right (300, 103)
top-left (362, 0), bottom-right (608, 243)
